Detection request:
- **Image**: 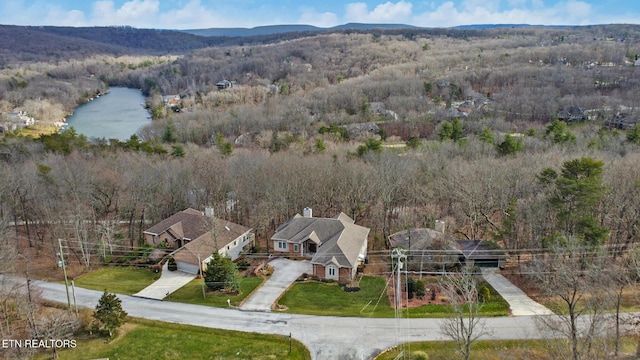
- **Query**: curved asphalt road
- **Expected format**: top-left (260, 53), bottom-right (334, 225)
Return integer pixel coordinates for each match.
top-left (33, 279), bottom-right (546, 360)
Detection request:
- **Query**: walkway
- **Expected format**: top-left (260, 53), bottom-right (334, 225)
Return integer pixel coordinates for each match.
top-left (240, 258), bottom-right (312, 311)
top-left (482, 269), bottom-right (554, 316)
top-left (133, 261), bottom-right (196, 300)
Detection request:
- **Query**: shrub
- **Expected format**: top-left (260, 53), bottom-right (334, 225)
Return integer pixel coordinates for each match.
top-left (236, 259), bottom-right (250, 271)
top-left (407, 277), bottom-right (417, 299)
top-left (478, 285), bottom-right (491, 303)
top-left (415, 279), bottom-right (426, 299)
top-left (167, 257), bottom-right (177, 271)
top-left (408, 350), bottom-right (429, 360)
top-left (343, 286), bottom-right (361, 292)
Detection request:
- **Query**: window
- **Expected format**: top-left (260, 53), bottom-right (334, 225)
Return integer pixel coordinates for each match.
top-left (293, 244), bottom-right (299, 252)
top-left (277, 241), bottom-right (288, 250)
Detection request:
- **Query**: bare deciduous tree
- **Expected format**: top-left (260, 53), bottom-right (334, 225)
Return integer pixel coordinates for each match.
top-left (439, 266), bottom-right (488, 360)
top-left (528, 239), bottom-right (611, 360)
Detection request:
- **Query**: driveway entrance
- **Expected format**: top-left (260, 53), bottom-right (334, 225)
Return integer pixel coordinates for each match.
top-left (482, 269), bottom-right (554, 316)
top-left (133, 261), bottom-right (196, 300)
top-left (240, 258), bottom-right (312, 312)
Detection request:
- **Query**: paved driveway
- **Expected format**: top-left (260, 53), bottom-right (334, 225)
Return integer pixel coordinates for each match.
top-left (482, 269), bottom-right (554, 316)
top-left (240, 257), bottom-right (312, 311)
top-left (133, 262), bottom-right (196, 300)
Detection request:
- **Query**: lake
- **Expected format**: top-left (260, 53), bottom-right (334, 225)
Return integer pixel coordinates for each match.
top-left (65, 87), bottom-right (151, 141)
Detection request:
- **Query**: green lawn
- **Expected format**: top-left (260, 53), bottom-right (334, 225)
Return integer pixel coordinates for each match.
top-left (72, 267), bottom-right (160, 295)
top-left (376, 338), bottom-right (639, 360)
top-left (278, 276), bottom-right (510, 318)
top-left (279, 276), bottom-right (393, 317)
top-left (167, 276), bottom-right (264, 307)
top-left (39, 318), bottom-right (310, 360)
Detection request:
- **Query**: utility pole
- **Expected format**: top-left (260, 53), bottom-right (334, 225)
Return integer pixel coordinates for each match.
top-left (391, 248), bottom-right (407, 360)
top-left (58, 239), bottom-right (72, 312)
top-left (198, 253), bottom-right (206, 299)
top-left (71, 280), bottom-right (78, 315)
top-left (391, 248), bottom-right (406, 310)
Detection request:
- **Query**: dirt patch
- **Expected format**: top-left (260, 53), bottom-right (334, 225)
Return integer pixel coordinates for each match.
top-left (12, 228), bottom-right (87, 281)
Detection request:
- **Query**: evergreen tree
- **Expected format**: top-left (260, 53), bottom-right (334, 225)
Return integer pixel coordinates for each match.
top-left (162, 120), bottom-right (178, 143)
top-left (171, 144), bottom-right (185, 157)
top-left (406, 136), bottom-right (421, 149)
top-left (538, 157), bottom-right (608, 247)
top-left (496, 134), bottom-right (522, 156)
top-left (204, 253), bottom-right (240, 292)
top-left (479, 126), bottom-right (494, 144)
top-left (93, 291), bottom-right (128, 337)
top-left (627, 124), bottom-right (640, 144)
top-left (545, 120), bottom-right (576, 144)
top-left (439, 118), bottom-right (463, 142)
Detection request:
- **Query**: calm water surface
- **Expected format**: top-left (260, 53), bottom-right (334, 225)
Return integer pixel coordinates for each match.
top-left (65, 87), bottom-right (151, 141)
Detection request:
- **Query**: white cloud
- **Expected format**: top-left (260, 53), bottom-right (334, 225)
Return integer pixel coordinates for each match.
top-left (299, 8), bottom-right (340, 27)
top-left (413, 0), bottom-right (594, 26)
top-left (0, 0), bottom-right (631, 30)
top-left (345, 1), bottom-right (413, 23)
top-left (91, 0), bottom-right (160, 27)
top-left (157, 0), bottom-right (226, 29)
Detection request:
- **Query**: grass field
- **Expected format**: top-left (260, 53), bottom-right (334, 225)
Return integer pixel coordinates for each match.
top-left (376, 338), bottom-right (639, 360)
top-left (278, 276), bottom-right (510, 317)
top-left (167, 276), bottom-right (263, 307)
top-left (72, 267), bottom-right (160, 295)
top-left (37, 318), bottom-right (310, 360)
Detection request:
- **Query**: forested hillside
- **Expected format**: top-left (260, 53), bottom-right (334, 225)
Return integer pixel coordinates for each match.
top-left (0, 24), bottom-right (639, 277)
top-left (2, 24), bottom-right (640, 248)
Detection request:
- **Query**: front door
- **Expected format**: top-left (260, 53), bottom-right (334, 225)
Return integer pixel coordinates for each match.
top-left (326, 265), bottom-right (338, 281)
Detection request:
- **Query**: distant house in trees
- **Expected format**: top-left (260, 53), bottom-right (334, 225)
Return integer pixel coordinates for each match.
top-left (143, 208), bottom-right (254, 274)
top-left (271, 208), bottom-right (369, 282)
top-left (605, 112), bottom-right (639, 130)
top-left (557, 106), bottom-right (587, 123)
top-left (388, 221), bottom-right (463, 272)
top-left (456, 240), bottom-right (508, 269)
top-left (389, 221), bottom-right (508, 271)
top-left (216, 80), bottom-right (233, 89)
top-left (162, 95), bottom-right (181, 109)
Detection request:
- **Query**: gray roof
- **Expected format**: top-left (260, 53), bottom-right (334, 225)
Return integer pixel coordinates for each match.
top-left (456, 240), bottom-right (507, 261)
top-left (388, 228), bottom-right (459, 253)
top-left (145, 208), bottom-right (251, 265)
top-left (272, 212), bottom-right (369, 269)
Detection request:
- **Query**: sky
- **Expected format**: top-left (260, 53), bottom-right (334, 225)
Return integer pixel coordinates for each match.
top-left (0, 0), bottom-right (638, 30)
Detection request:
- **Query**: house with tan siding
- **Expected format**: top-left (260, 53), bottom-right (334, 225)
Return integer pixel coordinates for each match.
top-left (143, 208), bottom-right (253, 274)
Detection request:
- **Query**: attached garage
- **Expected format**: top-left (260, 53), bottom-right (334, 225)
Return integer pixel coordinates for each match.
top-left (457, 240), bottom-right (507, 269)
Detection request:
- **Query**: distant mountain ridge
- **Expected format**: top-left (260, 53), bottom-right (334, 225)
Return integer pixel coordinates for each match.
top-left (0, 22), bottom-right (603, 63)
top-left (180, 23), bottom-right (421, 37)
